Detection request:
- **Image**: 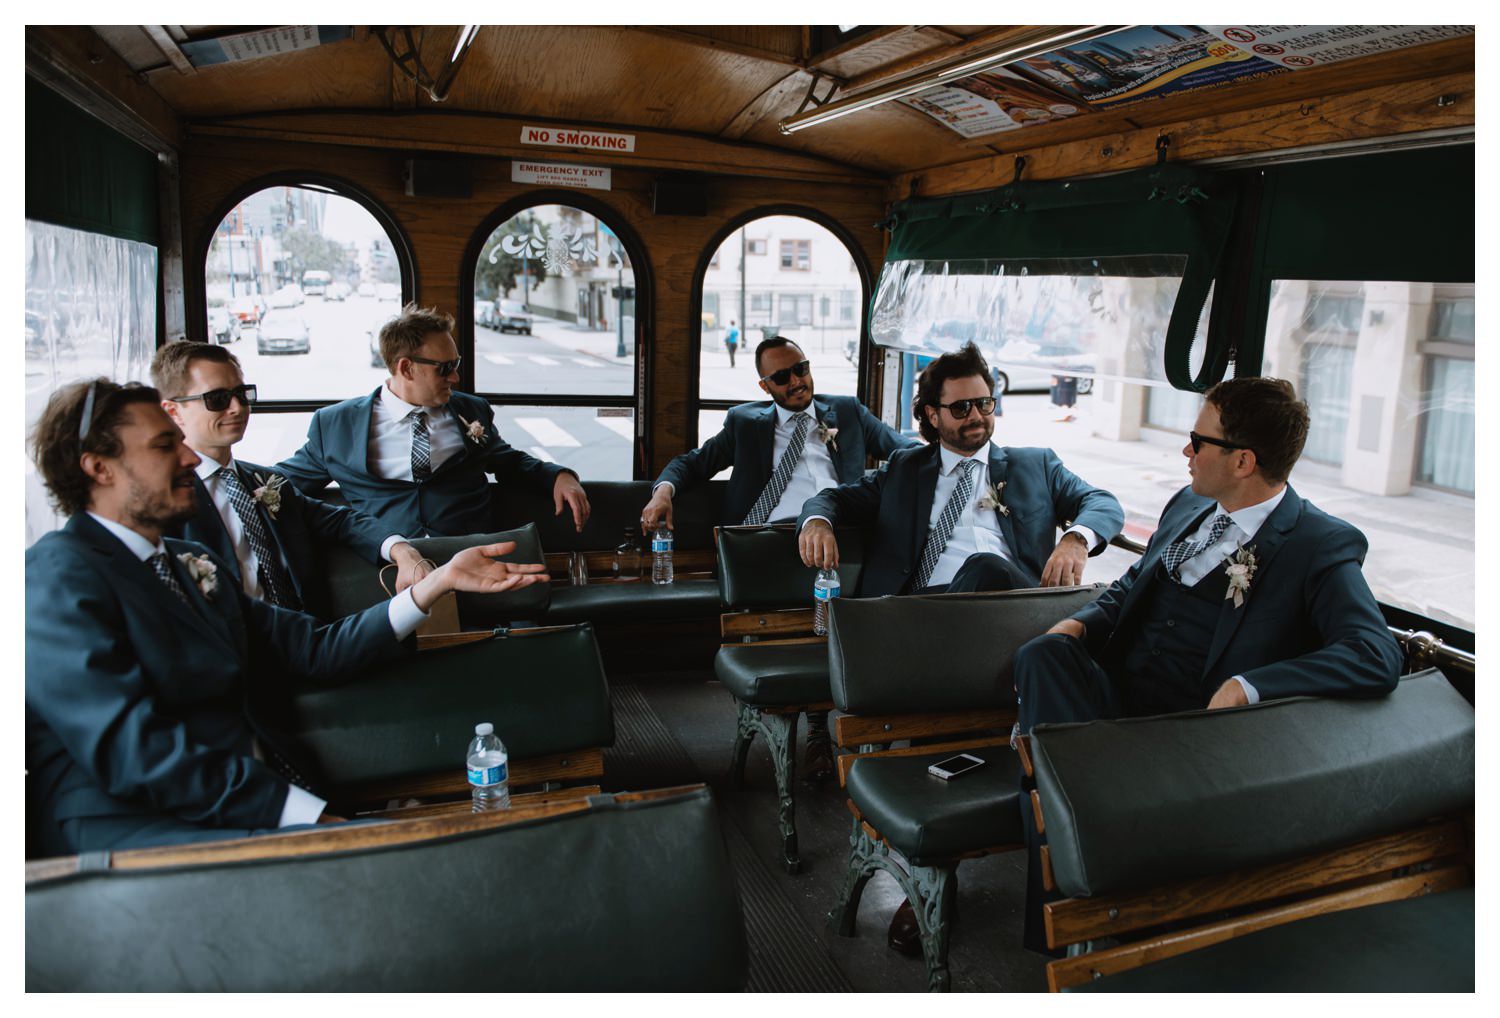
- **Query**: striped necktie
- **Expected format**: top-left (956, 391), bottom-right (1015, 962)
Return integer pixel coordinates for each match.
top-left (742, 412), bottom-right (811, 525)
top-left (218, 466), bottom-right (300, 610)
top-left (910, 458), bottom-right (980, 592)
top-left (1161, 513), bottom-right (1233, 583)
top-left (148, 552), bottom-right (193, 607)
top-left (409, 408), bottom-right (432, 481)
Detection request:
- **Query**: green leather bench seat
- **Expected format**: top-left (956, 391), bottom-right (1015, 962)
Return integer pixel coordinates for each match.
top-left (1033, 670), bottom-right (1475, 899)
top-left (1068, 888), bottom-right (1475, 992)
top-left (715, 643), bottom-right (831, 706)
top-left (279, 623), bottom-right (612, 789)
top-left (845, 748), bottom-right (1024, 866)
top-left (26, 787), bottom-right (748, 991)
top-left (544, 579), bottom-right (721, 624)
top-left (493, 480), bottom-right (727, 553)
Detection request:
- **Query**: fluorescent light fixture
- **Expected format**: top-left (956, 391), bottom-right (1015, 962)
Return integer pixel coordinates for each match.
top-left (779, 25), bottom-right (1129, 134)
top-left (451, 24), bottom-right (479, 62)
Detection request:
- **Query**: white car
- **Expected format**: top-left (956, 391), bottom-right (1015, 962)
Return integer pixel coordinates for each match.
top-left (497, 299), bottom-right (534, 335)
top-left (357, 282), bottom-right (376, 298)
top-left (207, 307), bottom-right (241, 345)
top-left (257, 310), bottom-right (310, 355)
top-left (269, 284), bottom-right (305, 308)
top-left (376, 283), bottom-right (401, 302)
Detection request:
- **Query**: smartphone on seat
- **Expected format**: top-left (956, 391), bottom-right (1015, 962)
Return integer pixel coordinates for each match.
top-left (928, 753), bottom-right (986, 780)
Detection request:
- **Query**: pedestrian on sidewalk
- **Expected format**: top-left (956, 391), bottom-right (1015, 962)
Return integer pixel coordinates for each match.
top-left (724, 320), bottom-right (739, 368)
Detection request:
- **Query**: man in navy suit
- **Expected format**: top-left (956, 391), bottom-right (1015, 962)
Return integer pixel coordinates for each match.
top-left (275, 304), bottom-right (590, 538)
top-left (1011, 376), bottom-right (1403, 951)
top-left (640, 336), bottom-right (917, 532)
top-left (641, 336), bottom-right (917, 781)
top-left (152, 341), bottom-right (430, 619)
top-left (25, 379), bottom-right (546, 856)
top-left (798, 342), bottom-right (1123, 597)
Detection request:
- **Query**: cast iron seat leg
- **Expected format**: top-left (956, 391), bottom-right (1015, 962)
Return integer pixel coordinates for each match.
top-left (759, 710), bottom-right (800, 873)
top-left (726, 701), bottom-right (758, 790)
top-left (827, 816), bottom-right (879, 935)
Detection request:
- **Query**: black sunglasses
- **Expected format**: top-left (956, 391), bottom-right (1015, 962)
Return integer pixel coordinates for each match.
top-left (409, 354), bottom-right (462, 376)
top-left (1188, 430), bottom-right (1251, 455)
top-left (760, 360), bottom-right (811, 386)
top-left (78, 380), bottom-right (150, 443)
top-left (172, 384), bottom-right (258, 412)
top-left (935, 396), bottom-right (997, 419)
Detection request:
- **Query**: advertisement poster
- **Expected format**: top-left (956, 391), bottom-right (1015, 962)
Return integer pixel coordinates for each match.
top-left (901, 69), bottom-right (1088, 138)
top-left (1203, 25), bottom-right (1473, 69)
top-left (1013, 25), bottom-right (1286, 109)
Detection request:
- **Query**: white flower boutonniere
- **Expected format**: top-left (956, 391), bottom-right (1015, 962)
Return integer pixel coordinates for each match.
top-left (251, 472), bottom-right (285, 519)
top-left (178, 552), bottom-right (219, 600)
top-left (815, 419), bottom-right (839, 452)
top-left (456, 413), bottom-right (488, 446)
top-left (1224, 544), bottom-right (1257, 609)
top-left (977, 480), bottom-right (1010, 516)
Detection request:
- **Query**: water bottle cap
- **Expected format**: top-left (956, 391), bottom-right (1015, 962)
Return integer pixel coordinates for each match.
top-left (475, 722), bottom-right (494, 736)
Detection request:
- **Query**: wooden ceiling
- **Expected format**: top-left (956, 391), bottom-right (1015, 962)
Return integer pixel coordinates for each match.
top-left (56, 25), bottom-right (1479, 181)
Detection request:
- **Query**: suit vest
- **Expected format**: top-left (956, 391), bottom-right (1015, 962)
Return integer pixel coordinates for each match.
top-left (1118, 562), bottom-right (1231, 716)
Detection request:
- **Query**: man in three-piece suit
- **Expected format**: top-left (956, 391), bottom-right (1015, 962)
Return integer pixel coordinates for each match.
top-left (640, 336), bottom-right (917, 532)
top-left (152, 341), bottom-right (431, 619)
top-left (798, 342), bottom-right (1123, 596)
top-left (25, 379), bottom-right (546, 856)
top-left (1011, 376), bottom-right (1403, 950)
top-left (641, 336), bottom-right (917, 781)
top-left (275, 304), bottom-right (591, 538)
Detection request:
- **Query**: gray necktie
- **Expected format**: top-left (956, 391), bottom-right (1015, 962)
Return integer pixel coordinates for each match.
top-left (148, 552), bottom-right (192, 607)
top-left (409, 409), bottom-right (432, 481)
top-left (1161, 513), bottom-right (1234, 583)
top-left (742, 412), bottom-right (811, 526)
top-left (910, 459), bottom-right (981, 592)
top-left (218, 466), bottom-right (300, 610)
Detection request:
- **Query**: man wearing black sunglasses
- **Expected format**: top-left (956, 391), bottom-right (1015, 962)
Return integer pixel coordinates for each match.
top-left (153, 342), bottom-right (429, 619)
top-left (799, 342), bottom-right (1122, 599)
top-left (275, 304), bottom-right (590, 537)
top-left (1009, 376), bottom-right (1401, 953)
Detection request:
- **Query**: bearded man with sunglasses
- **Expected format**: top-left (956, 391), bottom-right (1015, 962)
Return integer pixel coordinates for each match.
top-left (152, 342), bottom-right (429, 619)
top-left (799, 342), bottom-right (1123, 598)
top-left (275, 304), bottom-right (589, 538)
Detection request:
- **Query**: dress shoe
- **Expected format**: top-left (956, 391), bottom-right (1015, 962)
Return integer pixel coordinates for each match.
top-left (887, 899), bottom-right (923, 957)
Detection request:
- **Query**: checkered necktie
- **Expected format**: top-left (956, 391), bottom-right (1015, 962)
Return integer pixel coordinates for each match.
top-left (742, 412), bottom-right (811, 525)
top-left (219, 466), bottom-right (300, 610)
top-left (148, 552), bottom-right (192, 607)
top-left (408, 409), bottom-right (432, 481)
top-left (910, 458), bottom-right (980, 592)
top-left (1161, 512), bottom-right (1233, 583)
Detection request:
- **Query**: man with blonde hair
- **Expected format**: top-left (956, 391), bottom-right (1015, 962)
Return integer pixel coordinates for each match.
top-left (277, 303), bottom-right (590, 537)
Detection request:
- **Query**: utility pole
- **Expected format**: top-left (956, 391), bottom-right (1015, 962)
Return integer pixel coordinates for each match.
top-left (738, 227), bottom-right (747, 338)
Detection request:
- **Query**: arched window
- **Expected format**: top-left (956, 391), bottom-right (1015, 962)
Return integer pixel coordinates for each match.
top-left (200, 182), bottom-right (410, 464)
top-left (469, 201), bottom-right (642, 480)
top-left (695, 214), bottom-right (866, 452)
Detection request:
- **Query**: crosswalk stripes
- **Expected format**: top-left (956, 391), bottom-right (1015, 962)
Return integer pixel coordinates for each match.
top-left (594, 416), bottom-right (635, 441)
top-left (571, 357), bottom-right (604, 368)
top-left (528, 446), bottom-right (556, 463)
top-left (512, 416), bottom-right (582, 447)
top-left (528, 355), bottom-right (559, 366)
top-left (482, 353), bottom-right (513, 365)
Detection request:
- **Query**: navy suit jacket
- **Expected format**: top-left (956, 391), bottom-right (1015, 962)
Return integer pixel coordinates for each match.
top-left (173, 459), bottom-right (391, 619)
top-left (798, 443), bottom-right (1124, 597)
top-left (275, 388), bottom-right (567, 537)
top-left (656, 395), bottom-right (917, 524)
top-left (25, 514), bottom-right (411, 856)
top-left (1072, 484), bottom-right (1402, 702)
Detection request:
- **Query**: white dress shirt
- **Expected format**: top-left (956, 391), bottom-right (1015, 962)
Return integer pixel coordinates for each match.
top-left (193, 451), bottom-right (410, 600)
top-left (368, 383), bottom-right (465, 481)
top-left (1168, 486), bottom-right (1288, 704)
top-left (87, 512), bottom-right (432, 828)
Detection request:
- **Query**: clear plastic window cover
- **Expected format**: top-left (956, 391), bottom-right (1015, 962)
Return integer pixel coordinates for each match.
top-left (869, 254), bottom-right (1200, 388)
top-left (26, 220), bottom-right (158, 544)
top-left (1261, 280), bottom-right (1473, 628)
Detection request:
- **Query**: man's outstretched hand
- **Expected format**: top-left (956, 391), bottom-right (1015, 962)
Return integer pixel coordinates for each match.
top-left (410, 541), bottom-right (548, 611)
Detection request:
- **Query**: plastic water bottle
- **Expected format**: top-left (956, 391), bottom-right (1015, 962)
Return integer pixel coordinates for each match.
top-left (813, 567), bottom-right (840, 636)
top-left (467, 722), bottom-right (510, 812)
top-left (652, 523), bottom-right (674, 585)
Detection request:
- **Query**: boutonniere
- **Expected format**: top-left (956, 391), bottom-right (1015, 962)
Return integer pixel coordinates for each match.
top-left (815, 418), bottom-right (839, 452)
top-left (977, 480), bottom-right (1010, 516)
top-left (177, 552), bottom-right (219, 600)
top-left (455, 413), bottom-right (488, 446)
top-left (1223, 544), bottom-right (1257, 608)
top-left (251, 472), bottom-right (285, 519)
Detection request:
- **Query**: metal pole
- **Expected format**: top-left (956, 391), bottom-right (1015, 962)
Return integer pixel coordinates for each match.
top-left (226, 225), bottom-right (236, 299)
top-left (739, 227), bottom-right (747, 335)
top-left (615, 262), bottom-right (625, 358)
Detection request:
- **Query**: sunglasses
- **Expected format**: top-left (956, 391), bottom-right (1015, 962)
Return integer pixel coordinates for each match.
top-left (760, 360), bottom-right (811, 386)
top-left (935, 396), bottom-right (997, 419)
top-left (78, 380), bottom-right (150, 443)
top-left (409, 354), bottom-right (462, 376)
top-left (172, 384), bottom-right (258, 412)
top-left (1188, 431), bottom-right (1252, 455)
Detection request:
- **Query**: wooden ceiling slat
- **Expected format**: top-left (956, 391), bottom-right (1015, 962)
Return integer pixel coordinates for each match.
top-left (142, 25), bottom-right (195, 75)
top-left (633, 26), bottom-right (807, 70)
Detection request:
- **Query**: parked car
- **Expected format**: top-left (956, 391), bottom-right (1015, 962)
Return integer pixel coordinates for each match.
top-left (497, 299), bottom-right (534, 334)
top-left (257, 310), bottom-right (310, 355)
top-left (269, 284), bottom-right (305, 308)
top-left (326, 282), bottom-right (350, 302)
top-left (357, 282), bottom-right (376, 298)
top-left (474, 300), bottom-right (498, 328)
top-left (376, 283), bottom-right (401, 302)
top-left (228, 295), bottom-right (263, 326)
top-left (207, 307), bottom-right (241, 345)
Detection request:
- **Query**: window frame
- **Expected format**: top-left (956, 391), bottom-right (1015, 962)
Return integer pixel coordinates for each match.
top-left (779, 238), bottom-right (811, 271)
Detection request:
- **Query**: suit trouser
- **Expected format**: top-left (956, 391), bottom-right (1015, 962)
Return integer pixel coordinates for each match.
top-left (920, 552), bottom-right (1039, 595)
top-left (60, 813), bottom-right (387, 854)
top-left (1012, 632), bottom-right (1125, 952)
